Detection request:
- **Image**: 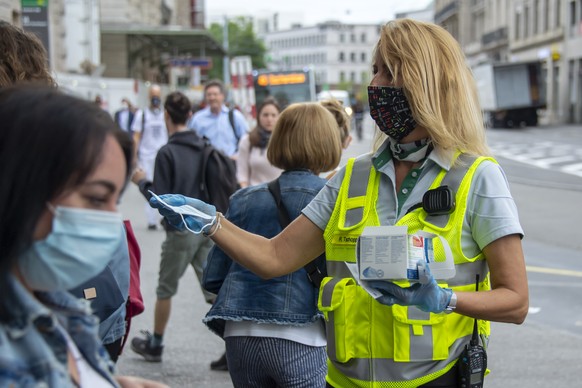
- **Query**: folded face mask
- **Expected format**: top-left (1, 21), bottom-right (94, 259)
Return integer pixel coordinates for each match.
top-left (149, 191), bottom-right (215, 234)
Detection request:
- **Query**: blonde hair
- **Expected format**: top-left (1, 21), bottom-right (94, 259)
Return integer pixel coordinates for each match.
top-left (373, 18), bottom-right (489, 157)
top-left (268, 103), bottom-right (342, 174)
top-left (320, 99), bottom-right (351, 145)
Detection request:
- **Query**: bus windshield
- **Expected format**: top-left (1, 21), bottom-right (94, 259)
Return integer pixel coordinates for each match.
top-left (253, 69), bottom-right (316, 109)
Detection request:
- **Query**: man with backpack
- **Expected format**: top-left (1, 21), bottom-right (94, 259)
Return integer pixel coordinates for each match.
top-left (132, 85), bottom-right (168, 230)
top-left (188, 79), bottom-right (249, 158)
top-left (129, 91), bottom-right (237, 363)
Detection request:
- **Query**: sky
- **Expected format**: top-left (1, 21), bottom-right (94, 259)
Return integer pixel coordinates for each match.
top-left (205, 0), bottom-right (433, 28)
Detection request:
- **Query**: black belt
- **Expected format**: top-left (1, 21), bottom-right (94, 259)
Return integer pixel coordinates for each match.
top-left (420, 364), bottom-right (459, 387)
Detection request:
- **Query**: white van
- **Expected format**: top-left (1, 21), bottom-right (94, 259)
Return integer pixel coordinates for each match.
top-left (317, 90), bottom-right (353, 116)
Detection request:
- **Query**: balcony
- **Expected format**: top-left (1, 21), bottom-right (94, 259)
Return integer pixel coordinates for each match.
top-left (435, 1), bottom-right (458, 24)
top-left (481, 27), bottom-right (508, 47)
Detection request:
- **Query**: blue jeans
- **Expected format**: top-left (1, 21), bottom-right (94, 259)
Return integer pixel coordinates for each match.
top-left (225, 336), bottom-right (327, 388)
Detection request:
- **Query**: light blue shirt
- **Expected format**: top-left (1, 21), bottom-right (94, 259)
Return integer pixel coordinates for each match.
top-left (188, 105), bottom-right (249, 157)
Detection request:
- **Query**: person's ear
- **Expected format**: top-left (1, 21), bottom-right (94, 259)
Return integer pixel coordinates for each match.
top-left (344, 135), bottom-right (353, 149)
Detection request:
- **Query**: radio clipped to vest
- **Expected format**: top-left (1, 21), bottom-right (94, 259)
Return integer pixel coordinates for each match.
top-left (458, 275), bottom-right (487, 388)
top-left (423, 185), bottom-right (455, 215)
top-left (405, 185), bottom-right (456, 216)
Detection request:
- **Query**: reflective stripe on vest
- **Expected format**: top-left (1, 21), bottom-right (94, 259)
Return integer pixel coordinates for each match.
top-left (320, 152), bottom-right (495, 387)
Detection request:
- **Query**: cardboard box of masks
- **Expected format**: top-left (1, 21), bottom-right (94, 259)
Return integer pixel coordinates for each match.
top-left (357, 226), bottom-right (455, 281)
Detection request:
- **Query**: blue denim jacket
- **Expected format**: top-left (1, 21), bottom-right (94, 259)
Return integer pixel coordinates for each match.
top-left (202, 170), bottom-right (327, 337)
top-left (0, 276), bottom-right (118, 387)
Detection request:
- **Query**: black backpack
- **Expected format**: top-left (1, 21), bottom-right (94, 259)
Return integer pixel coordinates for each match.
top-left (198, 139), bottom-right (239, 213)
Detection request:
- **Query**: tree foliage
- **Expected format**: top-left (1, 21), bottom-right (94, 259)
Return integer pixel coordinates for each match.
top-left (207, 17), bottom-right (266, 81)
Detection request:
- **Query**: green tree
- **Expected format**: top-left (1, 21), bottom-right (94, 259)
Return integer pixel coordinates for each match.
top-left (208, 17), bottom-right (266, 81)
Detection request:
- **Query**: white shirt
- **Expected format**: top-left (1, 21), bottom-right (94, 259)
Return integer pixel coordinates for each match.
top-left (131, 107), bottom-right (168, 160)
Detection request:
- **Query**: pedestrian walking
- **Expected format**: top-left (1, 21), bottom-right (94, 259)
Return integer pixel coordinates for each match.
top-left (320, 98), bottom-right (353, 179)
top-left (202, 103), bottom-right (342, 387)
top-left (132, 84), bottom-right (168, 230)
top-left (129, 92), bottom-right (218, 363)
top-left (352, 95), bottom-right (365, 141)
top-left (236, 97), bottom-right (283, 188)
top-left (149, 18), bottom-right (529, 388)
top-left (115, 97), bottom-right (136, 135)
top-left (188, 79), bottom-right (249, 158)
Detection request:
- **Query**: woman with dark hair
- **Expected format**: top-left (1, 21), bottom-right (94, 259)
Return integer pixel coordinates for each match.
top-left (0, 86), bottom-right (166, 387)
top-left (236, 97), bottom-right (283, 188)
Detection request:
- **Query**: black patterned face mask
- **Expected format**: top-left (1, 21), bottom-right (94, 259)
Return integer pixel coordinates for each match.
top-left (368, 86), bottom-right (417, 141)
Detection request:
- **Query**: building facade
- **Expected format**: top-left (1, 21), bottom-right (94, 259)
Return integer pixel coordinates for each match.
top-left (435, 0), bottom-right (582, 124)
top-left (261, 21), bottom-right (382, 94)
top-left (0, 0), bottom-right (19, 24)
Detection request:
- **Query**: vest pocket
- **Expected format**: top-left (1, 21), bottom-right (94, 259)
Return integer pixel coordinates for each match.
top-left (319, 277), bottom-right (373, 363)
top-left (391, 304), bottom-right (448, 362)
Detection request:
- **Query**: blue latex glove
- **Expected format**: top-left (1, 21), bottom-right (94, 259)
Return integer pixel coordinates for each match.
top-left (149, 193), bottom-right (217, 234)
top-left (367, 261), bottom-right (453, 313)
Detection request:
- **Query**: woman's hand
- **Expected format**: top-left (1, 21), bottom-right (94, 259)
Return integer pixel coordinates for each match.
top-left (368, 261), bottom-right (453, 313)
top-left (149, 193), bottom-right (217, 234)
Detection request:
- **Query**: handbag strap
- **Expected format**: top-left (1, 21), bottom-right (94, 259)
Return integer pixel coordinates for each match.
top-left (267, 178), bottom-right (324, 288)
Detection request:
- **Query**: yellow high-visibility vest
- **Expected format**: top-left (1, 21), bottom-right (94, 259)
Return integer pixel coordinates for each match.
top-left (319, 153), bottom-right (494, 388)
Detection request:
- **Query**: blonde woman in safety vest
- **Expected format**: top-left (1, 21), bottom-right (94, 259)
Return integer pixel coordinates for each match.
top-left (149, 18), bottom-right (529, 388)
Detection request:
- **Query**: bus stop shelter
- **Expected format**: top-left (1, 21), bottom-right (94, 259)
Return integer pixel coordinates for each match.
top-left (100, 24), bottom-right (226, 82)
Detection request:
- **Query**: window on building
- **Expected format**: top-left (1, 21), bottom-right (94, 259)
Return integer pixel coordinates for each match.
top-left (340, 33), bottom-right (345, 43)
top-left (544, 0), bottom-right (549, 32)
top-left (350, 71), bottom-right (356, 82)
top-left (361, 71), bottom-right (369, 84)
top-left (361, 52), bottom-right (366, 62)
top-left (571, 1), bottom-right (577, 27)
top-left (524, 5), bottom-right (530, 38)
top-left (361, 32), bottom-right (366, 42)
top-left (351, 33), bottom-right (356, 42)
top-left (339, 52), bottom-right (345, 62)
top-left (515, 10), bottom-right (522, 40)
top-left (340, 71), bottom-right (345, 82)
top-left (533, 0), bottom-right (539, 34)
top-left (350, 52), bottom-right (356, 62)
top-left (471, 11), bottom-right (484, 43)
top-left (556, 0), bottom-right (562, 27)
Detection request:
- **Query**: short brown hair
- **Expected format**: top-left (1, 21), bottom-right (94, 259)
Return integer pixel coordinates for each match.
top-left (267, 103), bottom-right (341, 174)
top-left (0, 21), bottom-right (54, 87)
top-left (204, 79), bottom-right (225, 95)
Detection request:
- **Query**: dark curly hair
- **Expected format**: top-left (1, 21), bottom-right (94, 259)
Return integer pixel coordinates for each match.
top-left (0, 21), bottom-right (54, 87)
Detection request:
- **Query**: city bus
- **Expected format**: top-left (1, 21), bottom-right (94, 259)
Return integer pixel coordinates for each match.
top-left (252, 68), bottom-right (317, 109)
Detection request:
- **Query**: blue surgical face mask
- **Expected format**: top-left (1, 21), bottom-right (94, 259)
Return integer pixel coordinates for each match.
top-left (18, 206), bottom-right (124, 291)
top-left (151, 96), bottom-right (161, 107)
